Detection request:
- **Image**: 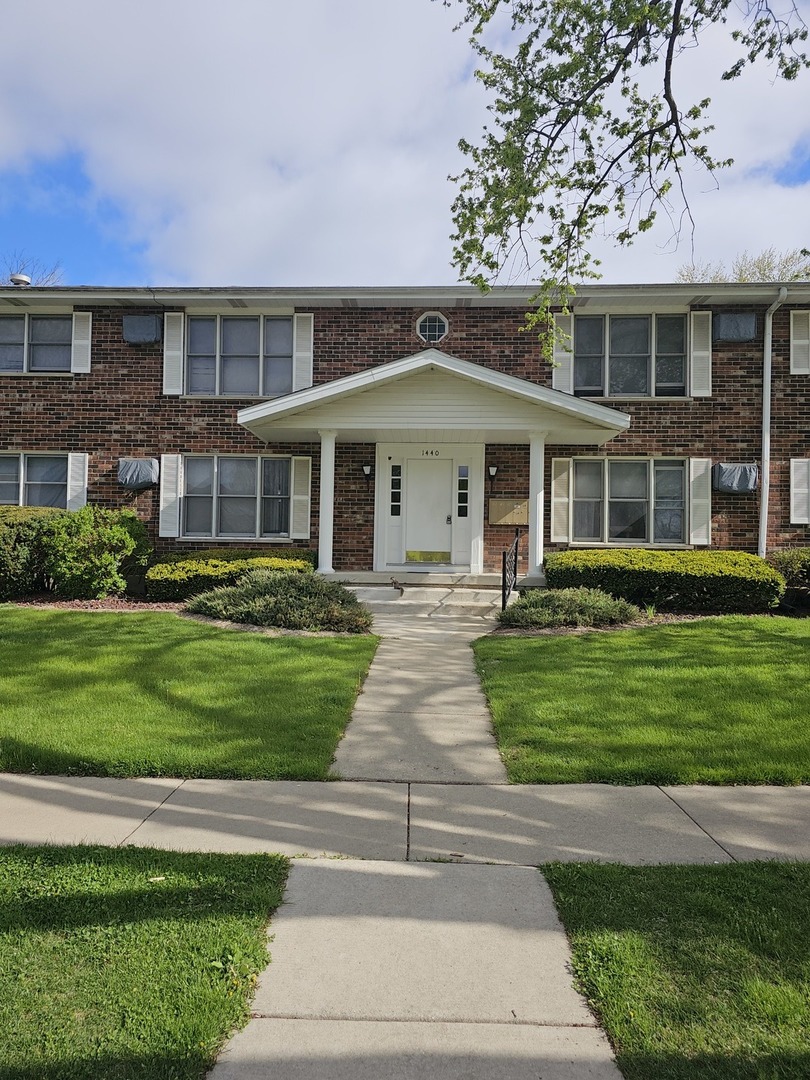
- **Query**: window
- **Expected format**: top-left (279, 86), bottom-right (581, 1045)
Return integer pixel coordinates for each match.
top-left (573, 314), bottom-right (687, 397)
top-left (416, 312), bottom-right (448, 344)
top-left (571, 459), bottom-right (686, 544)
top-left (0, 315), bottom-right (73, 373)
top-left (186, 316), bottom-right (294, 396)
top-left (183, 455), bottom-right (297, 538)
top-left (0, 454), bottom-right (69, 508)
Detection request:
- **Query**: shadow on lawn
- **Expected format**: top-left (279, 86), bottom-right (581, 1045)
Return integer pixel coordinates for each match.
top-left (0, 609), bottom-right (375, 779)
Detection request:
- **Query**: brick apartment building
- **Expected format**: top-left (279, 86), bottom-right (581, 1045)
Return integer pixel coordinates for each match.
top-left (1, 283), bottom-right (808, 580)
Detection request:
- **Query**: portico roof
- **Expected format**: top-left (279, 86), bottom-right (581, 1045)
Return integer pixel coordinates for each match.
top-left (237, 348), bottom-right (630, 445)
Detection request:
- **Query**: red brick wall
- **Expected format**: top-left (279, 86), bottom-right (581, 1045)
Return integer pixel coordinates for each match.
top-left (1, 301), bottom-right (808, 571)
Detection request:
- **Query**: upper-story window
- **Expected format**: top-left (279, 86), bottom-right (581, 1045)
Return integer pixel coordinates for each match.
top-left (163, 311), bottom-right (313, 398)
top-left (417, 312), bottom-right (448, 344)
top-left (186, 315), bottom-right (294, 396)
top-left (0, 315), bottom-right (73, 373)
top-left (573, 314), bottom-right (687, 397)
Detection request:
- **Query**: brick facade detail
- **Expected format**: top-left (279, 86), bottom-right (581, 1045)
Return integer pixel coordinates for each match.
top-left (1, 297), bottom-right (808, 572)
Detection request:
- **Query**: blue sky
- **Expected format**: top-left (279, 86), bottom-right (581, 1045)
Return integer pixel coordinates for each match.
top-left (1, 0), bottom-right (808, 288)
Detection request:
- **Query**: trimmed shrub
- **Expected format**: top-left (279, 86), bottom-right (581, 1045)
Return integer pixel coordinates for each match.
top-left (0, 506), bottom-right (64, 600)
top-left (146, 555), bottom-right (314, 601)
top-left (187, 569), bottom-right (373, 633)
top-left (544, 549), bottom-right (785, 614)
top-left (499, 586), bottom-right (640, 629)
top-left (40, 506), bottom-right (151, 600)
top-left (768, 548), bottom-right (810, 589)
top-left (155, 547), bottom-right (317, 567)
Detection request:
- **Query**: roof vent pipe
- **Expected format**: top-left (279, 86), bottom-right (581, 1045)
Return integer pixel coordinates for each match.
top-left (9, 273), bottom-right (31, 286)
top-left (758, 286), bottom-right (788, 558)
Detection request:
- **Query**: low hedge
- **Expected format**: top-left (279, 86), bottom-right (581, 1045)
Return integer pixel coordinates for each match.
top-left (499, 587), bottom-right (640, 629)
top-left (544, 549), bottom-right (786, 613)
top-left (146, 554), bottom-right (314, 601)
top-left (186, 569), bottom-right (373, 633)
top-left (154, 546), bottom-right (317, 568)
top-left (0, 506), bottom-right (64, 600)
top-left (768, 548), bottom-right (810, 589)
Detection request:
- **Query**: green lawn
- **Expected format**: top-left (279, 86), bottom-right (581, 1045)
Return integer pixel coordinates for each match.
top-left (544, 862), bottom-right (810, 1080)
top-left (474, 616), bottom-right (810, 784)
top-left (0, 607), bottom-right (377, 779)
top-left (0, 845), bottom-right (288, 1080)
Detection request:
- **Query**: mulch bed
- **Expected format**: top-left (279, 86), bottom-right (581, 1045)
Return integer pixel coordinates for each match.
top-left (9, 596), bottom-right (185, 613)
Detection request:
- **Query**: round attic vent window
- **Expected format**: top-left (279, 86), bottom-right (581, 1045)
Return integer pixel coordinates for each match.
top-left (417, 312), bottom-right (448, 343)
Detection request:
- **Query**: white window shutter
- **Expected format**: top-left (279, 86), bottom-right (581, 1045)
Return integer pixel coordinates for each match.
top-left (790, 311), bottom-right (810, 375)
top-left (550, 458), bottom-right (572, 542)
top-left (159, 454), bottom-right (183, 537)
top-left (689, 312), bottom-right (712, 397)
top-left (66, 453), bottom-right (88, 511)
top-left (163, 313), bottom-right (185, 395)
top-left (293, 314), bottom-right (314, 392)
top-left (290, 456), bottom-right (311, 539)
top-left (689, 458), bottom-right (712, 545)
top-left (551, 314), bottom-right (573, 393)
top-left (790, 459), bottom-right (810, 524)
top-left (70, 313), bottom-right (92, 373)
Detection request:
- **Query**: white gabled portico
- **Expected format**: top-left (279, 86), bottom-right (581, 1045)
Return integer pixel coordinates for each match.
top-left (237, 349), bottom-right (629, 578)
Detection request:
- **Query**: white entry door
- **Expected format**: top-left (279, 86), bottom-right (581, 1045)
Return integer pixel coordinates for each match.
top-left (375, 444), bottom-right (484, 572)
top-left (404, 457), bottom-right (453, 563)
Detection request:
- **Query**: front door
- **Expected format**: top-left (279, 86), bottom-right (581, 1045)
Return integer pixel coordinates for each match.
top-left (375, 444), bottom-right (484, 572)
top-left (404, 457), bottom-right (453, 563)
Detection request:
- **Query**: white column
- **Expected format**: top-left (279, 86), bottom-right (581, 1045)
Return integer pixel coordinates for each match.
top-left (528, 433), bottom-right (546, 578)
top-left (318, 430), bottom-right (337, 574)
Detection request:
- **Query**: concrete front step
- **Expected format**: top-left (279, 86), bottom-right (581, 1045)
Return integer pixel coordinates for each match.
top-left (348, 585), bottom-right (509, 617)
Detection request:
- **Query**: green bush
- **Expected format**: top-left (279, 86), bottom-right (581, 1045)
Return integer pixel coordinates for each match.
top-left (187, 569), bottom-right (373, 633)
top-left (0, 506), bottom-right (64, 600)
top-left (146, 555), bottom-right (314, 601)
top-left (499, 586), bottom-right (640, 628)
top-left (40, 506), bottom-right (151, 600)
top-left (544, 549), bottom-right (785, 614)
top-left (155, 547), bottom-right (317, 567)
top-left (768, 548), bottom-right (810, 589)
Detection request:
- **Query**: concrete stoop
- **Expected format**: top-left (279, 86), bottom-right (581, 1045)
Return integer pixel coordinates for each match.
top-left (348, 585), bottom-right (508, 618)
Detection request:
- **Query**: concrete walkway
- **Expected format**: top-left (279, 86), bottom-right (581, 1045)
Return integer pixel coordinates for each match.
top-left (331, 611), bottom-right (508, 783)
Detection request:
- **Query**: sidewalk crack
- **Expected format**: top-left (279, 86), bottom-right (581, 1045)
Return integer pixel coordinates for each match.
top-left (658, 786), bottom-right (738, 862)
top-left (117, 778), bottom-right (186, 848)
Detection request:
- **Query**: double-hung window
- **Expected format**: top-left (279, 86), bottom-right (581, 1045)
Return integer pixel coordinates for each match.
top-left (573, 314), bottom-right (687, 397)
top-left (183, 455), bottom-right (297, 538)
top-left (0, 315), bottom-right (73, 373)
top-left (186, 316), bottom-right (294, 396)
top-left (0, 454), bottom-right (69, 508)
top-left (571, 459), bottom-right (687, 544)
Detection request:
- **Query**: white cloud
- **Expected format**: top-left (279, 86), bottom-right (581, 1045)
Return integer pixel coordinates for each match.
top-left (0, 0), bottom-right (808, 285)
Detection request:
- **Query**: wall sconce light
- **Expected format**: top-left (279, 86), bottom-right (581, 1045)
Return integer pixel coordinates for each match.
top-left (488, 465), bottom-right (498, 493)
top-left (362, 463), bottom-right (372, 487)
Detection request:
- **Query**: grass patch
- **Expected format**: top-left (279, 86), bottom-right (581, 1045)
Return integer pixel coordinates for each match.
top-left (474, 616), bottom-right (810, 784)
top-left (0, 845), bottom-right (288, 1080)
top-left (544, 861), bottom-right (810, 1080)
top-left (0, 607), bottom-right (377, 779)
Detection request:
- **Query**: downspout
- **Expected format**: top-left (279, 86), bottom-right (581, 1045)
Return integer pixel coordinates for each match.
top-left (758, 286), bottom-right (788, 558)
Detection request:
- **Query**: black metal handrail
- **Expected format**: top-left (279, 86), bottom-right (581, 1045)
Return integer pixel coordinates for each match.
top-left (501, 528), bottom-right (521, 611)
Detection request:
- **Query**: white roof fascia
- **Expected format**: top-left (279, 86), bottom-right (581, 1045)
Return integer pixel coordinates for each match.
top-left (237, 348), bottom-right (630, 433)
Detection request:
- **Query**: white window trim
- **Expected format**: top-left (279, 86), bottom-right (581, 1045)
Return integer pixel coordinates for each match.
top-left (548, 457), bottom-right (712, 552)
top-left (790, 459), bottom-right (810, 524)
top-left (175, 313), bottom-right (313, 398)
top-left (571, 312), bottom-right (693, 399)
top-left (178, 453), bottom-right (310, 541)
top-left (416, 311), bottom-right (449, 344)
top-left (790, 311), bottom-right (810, 375)
top-left (0, 312), bottom-right (90, 375)
top-left (0, 451), bottom-right (87, 510)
